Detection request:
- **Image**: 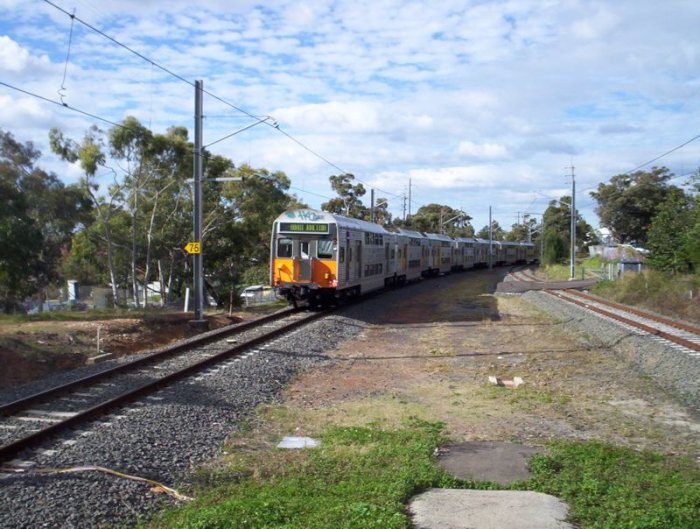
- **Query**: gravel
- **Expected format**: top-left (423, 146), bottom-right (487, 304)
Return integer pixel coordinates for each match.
top-left (523, 290), bottom-right (700, 416)
top-left (0, 312), bottom-right (365, 528)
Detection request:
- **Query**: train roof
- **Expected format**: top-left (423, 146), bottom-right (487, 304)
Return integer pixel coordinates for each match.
top-left (395, 228), bottom-right (425, 239)
top-left (274, 209), bottom-right (389, 234)
top-left (423, 232), bottom-right (454, 242)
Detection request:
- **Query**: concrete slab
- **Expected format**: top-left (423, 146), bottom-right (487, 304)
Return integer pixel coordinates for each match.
top-left (409, 489), bottom-right (573, 529)
top-left (276, 436), bottom-right (320, 449)
top-left (437, 442), bottom-right (543, 485)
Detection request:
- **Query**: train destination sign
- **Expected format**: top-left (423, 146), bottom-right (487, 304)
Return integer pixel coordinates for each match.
top-left (279, 222), bottom-right (329, 234)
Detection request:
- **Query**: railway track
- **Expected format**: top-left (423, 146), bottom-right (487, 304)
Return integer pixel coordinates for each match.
top-left (543, 289), bottom-right (700, 355)
top-left (0, 307), bottom-right (325, 465)
top-left (507, 268), bottom-right (543, 283)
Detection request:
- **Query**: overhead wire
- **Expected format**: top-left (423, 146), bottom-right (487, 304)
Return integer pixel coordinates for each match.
top-left (0, 80), bottom-right (124, 129)
top-left (57, 7), bottom-right (75, 105)
top-left (622, 132), bottom-right (700, 175)
top-left (41, 0), bottom-right (409, 201)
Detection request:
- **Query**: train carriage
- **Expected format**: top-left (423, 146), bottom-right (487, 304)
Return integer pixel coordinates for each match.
top-left (454, 236), bottom-right (479, 270)
top-left (423, 232), bottom-right (453, 276)
top-left (396, 228), bottom-right (425, 282)
top-left (270, 208), bottom-right (539, 306)
top-left (270, 209), bottom-right (394, 306)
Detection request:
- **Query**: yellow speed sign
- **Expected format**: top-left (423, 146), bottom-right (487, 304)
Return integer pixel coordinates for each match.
top-left (185, 241), bottom-right (201, 254)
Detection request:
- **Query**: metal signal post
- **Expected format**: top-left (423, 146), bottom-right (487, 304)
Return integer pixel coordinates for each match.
top-left (192, 80), bottom-right (205, 326)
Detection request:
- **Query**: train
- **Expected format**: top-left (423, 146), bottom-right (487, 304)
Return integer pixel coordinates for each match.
top-left (270, 209), bottom-right (537, 306)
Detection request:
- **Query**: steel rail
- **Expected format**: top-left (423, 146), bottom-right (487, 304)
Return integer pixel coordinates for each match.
top-left (544, 290), bottom-right (700, 352)
top-left (563, 289), bottom-right (700, 337)
top-left (0, 307), bottom-right (297, 417)
top-left (0, 309), bottom-right (324, 464)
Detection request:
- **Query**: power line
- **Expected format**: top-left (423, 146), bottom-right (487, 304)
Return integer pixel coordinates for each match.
top-left (42, 0), bottom-right (408, 200)
top-left (623, 132), bottom-right (700, 175)
top-left (0, 80), bottom-right (124, 129)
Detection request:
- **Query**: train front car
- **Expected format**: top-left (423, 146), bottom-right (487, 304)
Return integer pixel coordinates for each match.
top-left (270, 209), bottom-right (392, 307)
top-left (270, 209), bottom-right (339, 306)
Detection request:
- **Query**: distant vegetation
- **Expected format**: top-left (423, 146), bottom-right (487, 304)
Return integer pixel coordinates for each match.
top-left (0, 127), bottom-right (560, 314)
top-left (593, 271), bottom-right (700, 323)
top-left (4, 119), bottom-right (698, 316)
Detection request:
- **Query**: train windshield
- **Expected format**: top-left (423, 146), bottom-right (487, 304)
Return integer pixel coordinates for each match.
top-left (317, 239), bottom-right (334, 259)
top-left (277, 238), bottom-right (293, 258)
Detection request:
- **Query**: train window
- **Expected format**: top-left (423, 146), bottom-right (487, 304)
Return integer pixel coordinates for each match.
top-left (339, 247), bottom-right (345, 263)
top-left (317, 239), bottom-right (333, 259)
top-left (277, 238), bottom-right (293, 258)
top-left (300, 242), bottom-right (310, 259)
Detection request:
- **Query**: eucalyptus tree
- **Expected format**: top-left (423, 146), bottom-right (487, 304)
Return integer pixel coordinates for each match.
top-left (476, 221), bottom-right (505, 241)
top-left (407, 204), bottom-right (473, 236)
top-left (591, 167), bottom-right (679, 244)
top-left (321, 173), bottom-right (368, 219)
top-left (0, 130), bottom-right (92, 312)
top-left (540, 197), bottom-right (596, 265)
top-left (207, 163), bottom-right (306, 302)
top-left (50, 126), bottom-right (124, 306)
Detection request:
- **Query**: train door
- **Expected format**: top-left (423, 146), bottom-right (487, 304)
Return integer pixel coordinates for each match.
top-left (356, 240), bottom-right (362, 279)
top-left (298, 240), bottom-right (313, 281)
top-left (345, 234), bottom-right (351, 284)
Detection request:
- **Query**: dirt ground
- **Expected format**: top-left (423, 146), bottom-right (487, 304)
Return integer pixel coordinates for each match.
top-left (0, 312), bottom-right (243, 388)
top-left (275, 273), bottom-right (700, 462)
top-left (3, 274), bottom-right (699, 463)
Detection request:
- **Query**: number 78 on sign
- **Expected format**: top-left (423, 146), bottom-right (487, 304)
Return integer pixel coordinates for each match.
top-left (185, 242), bottom-right (201, 254)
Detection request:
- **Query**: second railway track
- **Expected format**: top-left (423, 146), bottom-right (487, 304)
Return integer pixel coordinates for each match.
top-left (0, 307), bottom-right (325, 464)
top-left (544, 289), bottom-right (700, 355)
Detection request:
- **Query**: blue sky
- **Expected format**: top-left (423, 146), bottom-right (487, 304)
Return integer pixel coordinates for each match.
top-left (1, 0), bottom-right (699, 232)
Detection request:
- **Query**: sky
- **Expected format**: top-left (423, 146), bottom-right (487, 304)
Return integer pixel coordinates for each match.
top-left (1, 0), bottom-right (699, 232)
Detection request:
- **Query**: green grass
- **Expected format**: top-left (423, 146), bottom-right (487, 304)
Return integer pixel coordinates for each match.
top-left (528, 441), bottom-right (700, 529)
top-left (149, 422), bottom-right (700, 529)
top-left (592, 270), bottom-right (700, 323)
top-left (152, 420), bottom-right (461, 529)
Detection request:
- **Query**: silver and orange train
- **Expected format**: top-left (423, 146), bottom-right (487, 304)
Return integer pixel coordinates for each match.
top-left (270, 209), bottom-right (537, 306)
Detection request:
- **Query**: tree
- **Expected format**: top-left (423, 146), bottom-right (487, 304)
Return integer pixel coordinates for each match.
top-left (591, 167), bottom-right (679, 244)
top-left (406, 204), bottom-right (473, 236)
top-left (206, 164), bottom-right (306, 302)
top-left (0, 130), bottom-right (90, 312)
top-left (476, 220), bottom-right (505, 240)
top-left (50, 126), bottom-right (124, 306)
top-left (646, 187), bottom-right (698, 273)
top-left (506, 218), bottom-right (538, 242)
top-left (321, 173), bottom-right (367, 219)
top-left (540, 197), bottom-right (596, 265)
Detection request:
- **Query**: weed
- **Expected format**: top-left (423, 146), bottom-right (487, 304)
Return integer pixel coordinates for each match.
top-left (528, 441), bottom-right (700, 529)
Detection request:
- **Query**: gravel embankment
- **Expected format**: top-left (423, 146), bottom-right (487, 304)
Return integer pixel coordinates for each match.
top-left (523, 290), bottom-right (700, 416)
top-left (0, 313), bottom-right (366, 528)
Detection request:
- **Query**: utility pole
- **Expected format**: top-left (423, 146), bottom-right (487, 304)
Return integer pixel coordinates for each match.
top-left (569, 165), bottom-right (576, 280)
top-left (191, 80), bottom-right (206, 327)
top-left (370, 188), bottom-right (375, 223)
top-left (402, 192), bottom-right (407, 220)
top-left (408, 177), bottom-right (412, 217)
top-left (488, 205), bottom-right (493, 270)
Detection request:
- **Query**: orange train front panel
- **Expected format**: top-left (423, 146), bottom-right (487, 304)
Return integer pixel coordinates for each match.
top-left (312, 259), bottom-right (338, 288)
top-left (272, 258), bottom-right (338, 289)
top-left (272, 258), bottom-right (295, 286)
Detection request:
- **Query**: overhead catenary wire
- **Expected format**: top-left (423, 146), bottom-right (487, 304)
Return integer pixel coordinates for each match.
top-left (622, 132), bottom-right (700, 176)
top-left (41, 0), bottom-right (407, 201)
top-left (0, 80), bottom-right (124, 129)
top-left (57, 7), bottom-right (75, 105)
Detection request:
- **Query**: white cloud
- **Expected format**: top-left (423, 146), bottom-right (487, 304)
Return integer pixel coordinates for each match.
top-left (1, 0), bottom-right (699, 231)
top-left (0, 35), bottom-right (51, 74)
top-left (457, 141), bottom-right (509, 159)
